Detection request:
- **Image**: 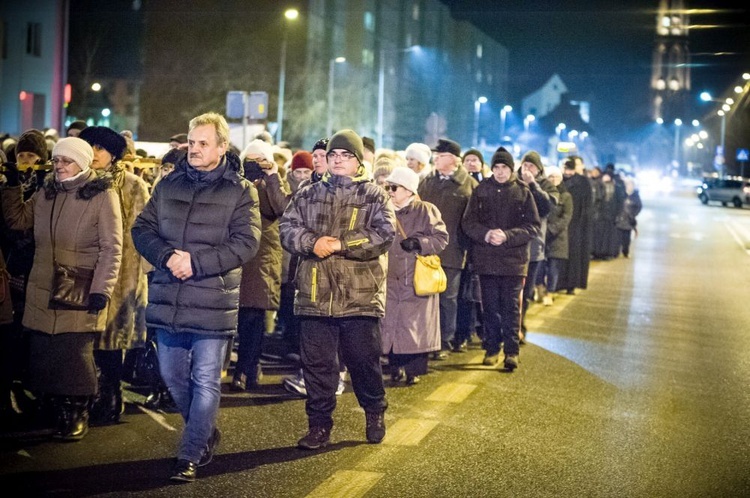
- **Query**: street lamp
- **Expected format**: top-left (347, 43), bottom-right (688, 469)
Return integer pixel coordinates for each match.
top-left (473, 96), bottom-right (487, 148)
top-left (673, 118), bottom-right (682, 171)
top-left (556, 122), bottom-right (566, 140)
top-left (700, 91), bottom-right (733, 171)
top-left (377, 45), bottom-right (420, 148)
top-left (326, 57), bottom-right (346, 138)
top-left (523, 114), bottom-right (535, 132)
top-left (275, 8), bottom-right (299, 144)
top-left (500, 105), bottom-right (512, 139)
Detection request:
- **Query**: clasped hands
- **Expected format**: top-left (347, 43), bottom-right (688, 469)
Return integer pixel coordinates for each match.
top-left (485, 229), bottom-right (507, 246)
top-left (167, 249), bottom-right (193, 280)
top-left (313, 236), bottom-right (342, 258)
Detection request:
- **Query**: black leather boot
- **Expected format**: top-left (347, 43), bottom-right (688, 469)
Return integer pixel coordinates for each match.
top-left (90, 377), bottom-right (123, 425)
top-left (54, 396), bottom-right (90, 441)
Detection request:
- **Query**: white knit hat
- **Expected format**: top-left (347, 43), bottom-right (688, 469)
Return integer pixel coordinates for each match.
top-left (385, 166), bottom-right (420, 194)
top-left (240, 139), bottom-right (274, 163)
top-left (52, 137), bottom-right (94, 172)
top-left (405, 142), bottom-right (432, 166)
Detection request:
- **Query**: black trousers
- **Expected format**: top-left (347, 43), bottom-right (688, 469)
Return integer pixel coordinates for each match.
top-left (235, 307), bottom-right (265, 377)
top-left (299, 316), bottom-right (387, 430)
top-left (479, 275), bottom-right (524, 357)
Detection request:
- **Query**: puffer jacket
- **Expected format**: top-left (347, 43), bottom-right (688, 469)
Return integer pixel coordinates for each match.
top-left (462, 173), bottom-right (540, 277)
top-left (1, 170), bottom-right (122, 334)
top-left (131, 152), bottom-right (261, 336)
top-left (279, 166), bottom-right (396, 318)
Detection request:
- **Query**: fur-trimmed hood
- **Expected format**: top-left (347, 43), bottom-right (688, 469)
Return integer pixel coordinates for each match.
top-left (43, 169), bottom-right (113, 200)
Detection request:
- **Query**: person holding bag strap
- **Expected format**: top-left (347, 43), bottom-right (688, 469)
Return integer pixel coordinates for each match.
top-left (381, 167), bottom-right (449, 385)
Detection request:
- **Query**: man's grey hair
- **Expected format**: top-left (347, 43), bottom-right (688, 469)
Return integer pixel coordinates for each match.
top-left (189, 112), bottom-right (230, 146)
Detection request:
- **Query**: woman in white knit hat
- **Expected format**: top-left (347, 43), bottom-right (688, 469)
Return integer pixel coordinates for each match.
top-left (380, 167), bottom-right (448, 385)
top-left (0, 137), bottom-right (123, 441)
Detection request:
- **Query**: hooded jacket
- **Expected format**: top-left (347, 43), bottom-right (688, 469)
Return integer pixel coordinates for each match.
top-left (279, 164), bottom-right (396, 318)
top-left (131, 152), bottom-right (261, 336)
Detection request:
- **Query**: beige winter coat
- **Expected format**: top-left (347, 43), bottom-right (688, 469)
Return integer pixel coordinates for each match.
top-left (0, 170), bottom-right (122, 334)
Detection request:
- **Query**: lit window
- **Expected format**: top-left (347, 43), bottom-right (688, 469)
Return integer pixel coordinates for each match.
top-left (364, 12), bottom-right (374, 32)
top-left (476, 44), bottom-right (483, 59)
top-left (412, 3), bottom-right (420, 21)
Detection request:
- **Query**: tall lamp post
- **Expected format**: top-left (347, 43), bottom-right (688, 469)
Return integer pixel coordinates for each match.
top-left (473, 96), bottom-right (487, 148)
top-left (377, 45), bottom-right (420, 149)
top-left (700, 91), bottom-right (735, 175)
top-left (673, 118), bottom-right (682, 171)
top-left (326, 57), bottom-right (346, 138)
top-left (499, 105), bottom-right (512, 140)
top-left (276, 8), bottom-right (298, 144)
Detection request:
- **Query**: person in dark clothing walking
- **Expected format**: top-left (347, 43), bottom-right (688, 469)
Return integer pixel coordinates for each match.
top-left (132, 112), bottom-right (261, 483)
top-left (280, 129), bottom-right (395, 450)
top-left (558, 155), bottom-right (593, 294)
top-left (462, 147), bottom-right (540, 371)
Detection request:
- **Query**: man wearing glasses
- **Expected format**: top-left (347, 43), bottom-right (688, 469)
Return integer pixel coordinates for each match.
top-left (280, 129), bottom-right (395, 450)
top-left (418, 138), bottom-right (478, 358)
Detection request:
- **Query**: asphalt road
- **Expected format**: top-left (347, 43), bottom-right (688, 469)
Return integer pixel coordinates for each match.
top-left (1, 181), bottom-right (749, 497)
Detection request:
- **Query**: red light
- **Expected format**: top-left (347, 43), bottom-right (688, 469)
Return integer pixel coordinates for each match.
top-left (64, 84), bottom-right (72, 104)
top-left (19, 91), bottom-right (27, 101)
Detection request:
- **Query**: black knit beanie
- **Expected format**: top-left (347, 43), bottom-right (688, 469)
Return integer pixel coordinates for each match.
top-left (463, 148), bottom-right (484, 165)
top-left (312, 137), bottom-right (329, 153)
top-left (490, 147), bottom-right (514, 169)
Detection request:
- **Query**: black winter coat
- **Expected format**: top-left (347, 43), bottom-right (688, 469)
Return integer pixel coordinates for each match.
top-left (418, 166), bottom-right (477, 269)
top-left (132, 152), bottom-right (261, 336)
top-left (462, 174), bottom-right (540, 277)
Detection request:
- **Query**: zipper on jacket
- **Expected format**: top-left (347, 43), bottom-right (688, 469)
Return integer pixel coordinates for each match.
top-left (348, 208), bottom-right (359, 230)
top-left (311, 266), bottom-right (317, 302)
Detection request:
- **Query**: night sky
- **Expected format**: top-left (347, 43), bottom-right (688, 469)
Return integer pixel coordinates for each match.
top-left (443, 0), bottom-right (750, 134)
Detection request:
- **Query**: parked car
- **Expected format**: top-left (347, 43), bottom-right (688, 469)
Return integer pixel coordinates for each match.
top-left (697, 178), bottom-right (750, 208)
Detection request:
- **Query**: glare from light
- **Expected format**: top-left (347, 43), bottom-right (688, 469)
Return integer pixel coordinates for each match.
top-left (692, 119), bottom-right (699, 127)
top-left (478, 96), bottom-right (488, 104)
top-left (735, 86), bottom-right (743, 94)
top-left (525, 114), bottom-right (535, 122)
top-left (656, 117), bottom-right (664, 124)
top-left (718, 110), bottom-right (725, 116)
top-left (743, 73), bottom-right (750, 80)
top-left (284, 9), bottom-right (299, 20)
top-left (91, 82), bottom-right (102, 92)
top-left (685, 138), bottom-right (694, 146)
top-left (101, 108), bottom-right (111, 117)
top-left (696, 143), bottom-right (704, 149)
top-left (503, 105), bottom-right (512, 112)
top-left (725, 97), bottom-right (734, 105)
top-left (699, 130), bottom-right (708, 139)
top-left (691, 134), bottom-right (699, 141)
top-left (700, 91), bottom-right (712, 101)
top-left (674, 118), bottom-right (682, 126)
top-left (335, 56), bottom-right (346, 63)
top-left (722, 104), bottom-right (730, 112)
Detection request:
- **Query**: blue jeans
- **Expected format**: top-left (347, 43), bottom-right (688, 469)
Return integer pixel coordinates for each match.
top-left (156, 329), bottom-right (229, 464)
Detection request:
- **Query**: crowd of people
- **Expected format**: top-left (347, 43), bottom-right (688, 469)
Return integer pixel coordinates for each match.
top-left (0, 116), bottom-right (641, 483)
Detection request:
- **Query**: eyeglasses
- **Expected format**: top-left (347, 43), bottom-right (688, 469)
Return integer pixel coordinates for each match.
top-left (51, 157), bottom-right (75, 166)
top-left (326, 151), bottom-right (356, 161)
top-left (385, 185), bottom-right (400, 192)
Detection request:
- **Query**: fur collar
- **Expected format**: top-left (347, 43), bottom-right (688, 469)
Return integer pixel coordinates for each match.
top-left (43, 170), bottom-right (114, 200)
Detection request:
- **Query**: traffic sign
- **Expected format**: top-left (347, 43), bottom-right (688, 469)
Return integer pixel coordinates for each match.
top-left (737, 148), bottom-right (749, 162)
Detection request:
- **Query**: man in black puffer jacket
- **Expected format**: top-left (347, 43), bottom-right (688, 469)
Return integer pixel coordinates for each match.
top-left (132, 112), bottom-right (260, 483)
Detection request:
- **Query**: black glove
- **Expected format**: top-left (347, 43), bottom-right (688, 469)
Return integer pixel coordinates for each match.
top-left (400, 237), bottom-right (421, 252)
top-left (88, 293), bottom-right (109, 314)
top-left (3, 163), bottom-right (20, 187)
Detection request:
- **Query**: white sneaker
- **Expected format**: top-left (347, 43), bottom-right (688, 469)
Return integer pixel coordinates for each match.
top-left (336, 377), bottom-right (345, 396)
top-left (283, 370), bottom-right (306, 396)
top-left (542, 295), bottom-right (554, 306)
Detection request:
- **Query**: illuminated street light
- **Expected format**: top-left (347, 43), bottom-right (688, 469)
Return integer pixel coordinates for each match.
top-left (500, 105), bottom-right (512, 139)
top-left (673, 118), bottom-right (682, 170)
top-left (473, 96), bottom-right (487, 148)
top-left (276, 8), bottom-right (299, 143)
top-left (523, 114), bottom-right (535, 132)
top-left (692, 119), bottom-right (699, 127)
top-left (743, 73), bottom-right (750, 80)
top-left (656, 117), bottom-right (664, 125)
top-left (91, 82), bottom-right (101, 92)
top-left (735, 86), bottom-right (743, 94)
top-left (326, 57), bottom-right (346, 137)
top-left (101, 108), bottom-right (111, 117)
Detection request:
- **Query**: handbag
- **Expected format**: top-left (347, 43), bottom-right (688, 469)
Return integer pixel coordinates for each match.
top-left (395, 218), bottom-right (447, 296)
top-left (47, 216), bottom-right (94, 310)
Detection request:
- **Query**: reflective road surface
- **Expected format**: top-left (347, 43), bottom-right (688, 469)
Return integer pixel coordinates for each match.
top-left (1, 183), bottom-right (749, 497)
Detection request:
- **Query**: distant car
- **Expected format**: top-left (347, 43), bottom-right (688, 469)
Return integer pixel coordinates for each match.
top-left (697, 178), bottom-right (750, 208)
